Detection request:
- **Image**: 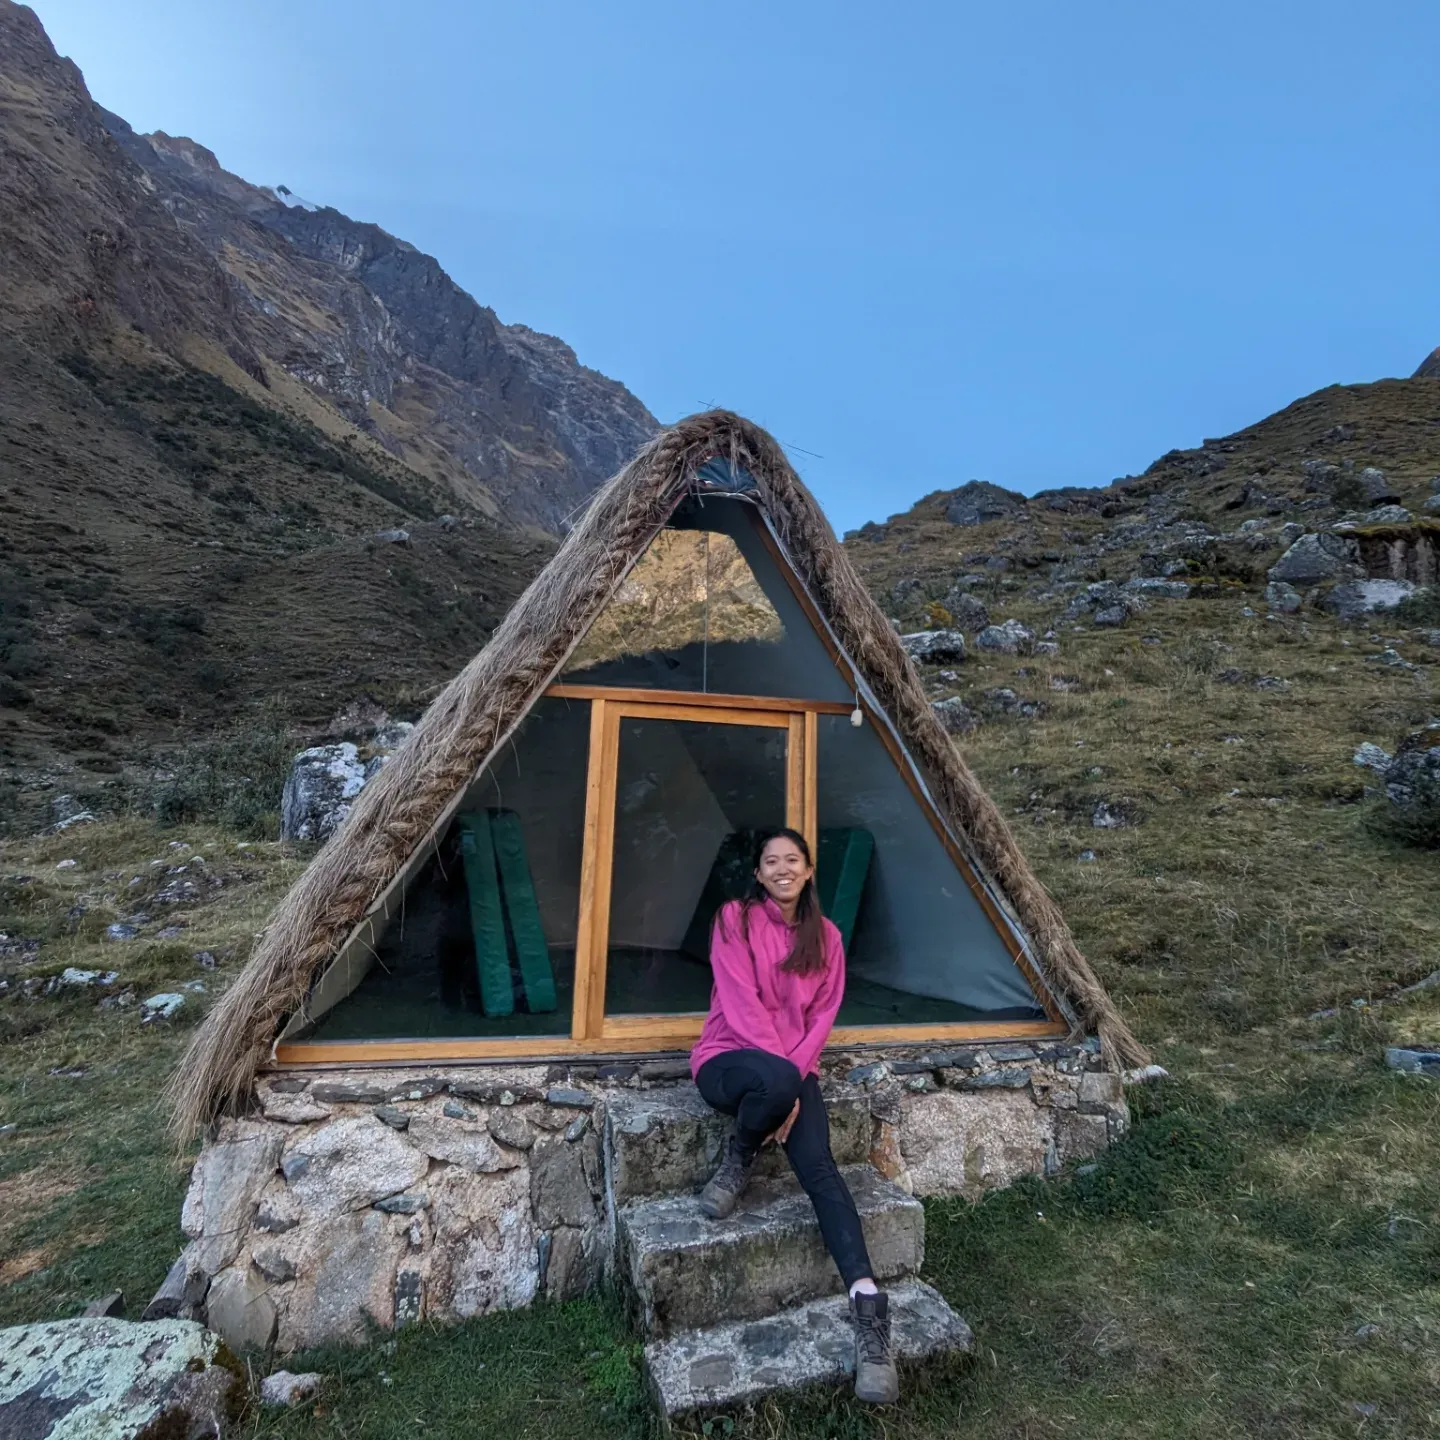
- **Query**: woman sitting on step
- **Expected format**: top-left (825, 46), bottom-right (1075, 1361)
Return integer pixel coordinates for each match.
top-left (691, 826), bottom-right (900, 1406)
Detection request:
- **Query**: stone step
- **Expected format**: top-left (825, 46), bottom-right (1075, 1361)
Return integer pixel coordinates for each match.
top-left (617, 1164), bottom-right (923, 1337)
top-left (604, 1085), bottom-right (872, 1205)
top-left (645, 1278), bottom-right (972, 1414)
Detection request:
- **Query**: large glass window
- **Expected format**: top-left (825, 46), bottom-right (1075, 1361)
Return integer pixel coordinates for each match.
top-left (816, 713), bottom-right (1047, 1025)
top-left (560, 496), bottom-right (850, 702)
top-left (298, 697), bottom-right (588, 1041)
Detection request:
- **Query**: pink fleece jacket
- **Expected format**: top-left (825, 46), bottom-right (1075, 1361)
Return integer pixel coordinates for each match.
top-left (690, 897), bottom-right (846, 1080)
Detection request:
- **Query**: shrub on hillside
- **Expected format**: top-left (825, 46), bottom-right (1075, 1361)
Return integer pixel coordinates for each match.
top-left (147, 706), bottom-right (295, 837)
top-left (1394, 586), bottom-right (1440, 626)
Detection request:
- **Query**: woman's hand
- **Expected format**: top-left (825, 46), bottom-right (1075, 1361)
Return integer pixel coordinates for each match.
top-left (768, 1099), bottom-right (801, 1146)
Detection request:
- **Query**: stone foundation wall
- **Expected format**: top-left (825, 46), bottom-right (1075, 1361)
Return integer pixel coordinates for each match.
top-left (178, 1040), bottom-right (1129, 1352)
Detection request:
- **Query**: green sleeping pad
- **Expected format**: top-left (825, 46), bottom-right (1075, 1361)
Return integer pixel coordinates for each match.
top-left (456, 811), bottom-right (513, 1017)
top-left (489, 809), bottom-right (558, 1014)
top-left (816, 827), bottom-right (874, 952)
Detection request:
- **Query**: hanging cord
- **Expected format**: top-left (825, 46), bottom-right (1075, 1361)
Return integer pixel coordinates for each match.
top-left (701, 529), bottom-right (711, 694)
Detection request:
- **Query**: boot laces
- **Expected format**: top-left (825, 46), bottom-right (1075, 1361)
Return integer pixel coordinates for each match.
top-left (855, 1308), bottom-right (892, 1365)
top-left (714, 1142), bottom-right (751, 1190)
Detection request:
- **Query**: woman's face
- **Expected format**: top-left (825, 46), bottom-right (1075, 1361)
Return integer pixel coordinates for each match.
top-left (755, 835), bottom-right (814, 907)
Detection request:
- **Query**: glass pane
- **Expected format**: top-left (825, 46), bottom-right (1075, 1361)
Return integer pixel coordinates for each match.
top-left (302, 697), bottom-right (587, 1040)
top-left (815, 713), bottom-right (1047, 1025)
top-left (604, 716), bottom-right (788, 1016)
top-left (562, 496), bottom-right (850, 702)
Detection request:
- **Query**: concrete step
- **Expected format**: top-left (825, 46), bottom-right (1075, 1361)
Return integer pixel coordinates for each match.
top-left (617, 1164), bottom-right (923, 1337)
top-left (605, 1085), bottom-right (872, 1205)
top-left (645, 1278), bottom-right (972, 1414)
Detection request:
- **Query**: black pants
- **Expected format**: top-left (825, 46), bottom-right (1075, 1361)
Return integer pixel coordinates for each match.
top-left (695, 1048), bottom-right (875, 1289)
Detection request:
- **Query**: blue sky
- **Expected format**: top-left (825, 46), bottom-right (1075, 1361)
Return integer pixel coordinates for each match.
top-left (36, 1), bottom-right (1440, 532)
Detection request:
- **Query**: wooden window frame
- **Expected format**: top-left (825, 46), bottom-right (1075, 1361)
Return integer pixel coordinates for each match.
top-left (275, 683), bottom-right (1066, 1067)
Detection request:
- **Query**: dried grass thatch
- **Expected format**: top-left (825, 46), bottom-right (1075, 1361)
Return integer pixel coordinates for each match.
top-left (168, 410), bottom-right (1148, 1137)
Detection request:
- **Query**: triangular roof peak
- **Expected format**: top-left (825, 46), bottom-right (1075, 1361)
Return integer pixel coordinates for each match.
top-left (170, 411), bottom-right (1146, 1134)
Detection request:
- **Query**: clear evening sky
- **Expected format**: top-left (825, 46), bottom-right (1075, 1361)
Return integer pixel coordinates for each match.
top-left (34, 1), bottom-right (1440, 533)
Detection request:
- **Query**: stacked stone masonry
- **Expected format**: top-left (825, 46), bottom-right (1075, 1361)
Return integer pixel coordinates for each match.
top-left (181, 1042), bottom-right (1128, 1354)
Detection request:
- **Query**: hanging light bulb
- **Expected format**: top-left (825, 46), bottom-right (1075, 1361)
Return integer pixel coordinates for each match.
top-left (851, 689), bottom-right (863, 727)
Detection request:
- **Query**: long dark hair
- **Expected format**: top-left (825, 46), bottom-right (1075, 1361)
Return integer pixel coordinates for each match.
top-left (719, 826), bottom-right (828, 977)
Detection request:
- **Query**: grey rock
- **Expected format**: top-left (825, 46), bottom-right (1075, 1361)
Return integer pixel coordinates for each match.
top-left (182, 1122), bottom-right (285, 1275)
top-left (619, 1166), bottom-right (923, 1337)
top-left (373, 1105), bottom-right (411, 1131)
top-left (541, 1225), bottom-right (604, 1302)
top-left (1424, 493), bottom-right (1440, 514)
top-left (82, 1292), bottom-right (125, 1318)
top-left (1383, 721), bottom-right (1440, 809)
top-left (956, 1069), bottom-right (1031, 1090)
top-left (140, 992), bottom-right (184, 1023)
top-left (923, 1049), bottom-right (979, 1070)
top-left (0, 1318), bottom-right (237, 1437)
top-left (252, 1247), bottom-right (298, 1284)
top-left (987, 1044), bottom-right (1037, 1062)
top-left (1358, 504), bottom-right (1410, 525)
top-left (1353, 742), bottom-right (1392, 774)
top-left (1268, 533), bottom-right (1363, 586)
top-left (205, 1263), bottom-right (279, 1350)
top-left (1077, 1071), bottom-right (1125, 1113)
top-left (1320, 579), bottom-right (1416, 619)
top-left (974, 619), bottom-right (1036, 655)
top-left (280, 1153), bottom-right (311, 1183)
top-left (282, 1115), bottom-right (428, 1213)
top-left (1093, 604), bottom-right (1128, 627)
top-left (374, 527), bottom-right (411, 544)
top-left (1279, 522), bottom-right (1305, 546)
top-left (1264, 580), bottom-right (1303, 614)
top-left (261, 1370), bottom-right (324, 1406)
top-left (638, 1060), bottom-right (692, 1081)
top-left (489, 1109), bottom-right (538, 1150)
top-left (846, 1062), bottom-right (890, 1085)
top-left (900, 629), bottom-right (967, 665)
top-left (931, 697), bottom-right (979, 735)
top-left (942, 591), bottom-right (991, 632)
top-left (143, 1249), bottom-right (210, 1322)
top-left (281, 742), bottom-right (367, 843)
top-left (1091, 801), bottom-right (1131, 829)
top-left (564, 1113), bottom-right (589, 1143)
top-left (1359, 467), bottom-right (1397, 502)
top-left (1366, 647), bottom-right (1415, 669)
top-left (1386, 1047), bottom-right (1440, 1075)
top-left (544, 1086), bottom-right (595, 1109)
top-left (645, 1279), bottom-right (971, 1414)
top-left (394, 1269), bottom-right (425, 1327)
top-left (943, 480), bottom-right (1026, 526)
top-left (531, 1136), bottom-right (599, 1229)
top-left (374, 1191), bottom-right (429, 1214)
top-left (309, 1080), bottom-right (394, 1104)
top-left (1123, 577), bottom-right (1190, 599)
top-left (267, 1076), bottom-right (309, 1094)
top-left (104, 923), bottom-right (138, 942)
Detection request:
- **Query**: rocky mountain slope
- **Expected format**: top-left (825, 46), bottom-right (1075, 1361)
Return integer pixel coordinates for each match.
top-left (0, 1), bottom-right (656, 826)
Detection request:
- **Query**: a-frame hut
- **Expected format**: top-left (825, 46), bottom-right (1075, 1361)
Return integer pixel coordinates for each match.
top-left (167, 411), bottom-right (1145, 1368)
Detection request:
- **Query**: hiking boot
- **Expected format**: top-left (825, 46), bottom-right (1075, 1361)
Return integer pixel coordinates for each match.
top-left (850, 1290), bottom-right (899, 1404)
top-left (698, 1137), bottom-right (754, 1219)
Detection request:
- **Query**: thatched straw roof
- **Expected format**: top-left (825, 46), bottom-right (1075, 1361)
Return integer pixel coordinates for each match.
top-left (169, 410), bottom-right (1148, 1137)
